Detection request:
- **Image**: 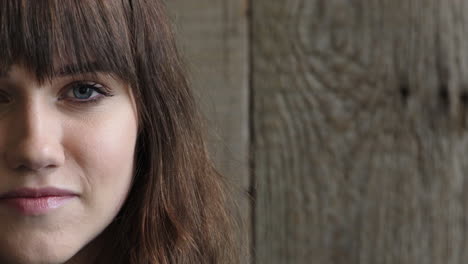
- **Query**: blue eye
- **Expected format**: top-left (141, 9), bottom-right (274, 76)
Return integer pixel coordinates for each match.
top-left (64, 81), bottom-right (114, 104)
top-left (73, 84), bottom-right (95, 99)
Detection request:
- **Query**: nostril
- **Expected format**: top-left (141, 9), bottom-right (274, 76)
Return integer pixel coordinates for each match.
top-left (5, 141), bottom-right (65, 173)
top-left (14, 160), bottom-right (56, 172)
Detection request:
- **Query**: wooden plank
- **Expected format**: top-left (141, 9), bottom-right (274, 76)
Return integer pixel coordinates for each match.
top-left (166, 0), bottom-right (250, 262)
top-left (253, 0), bottom-right (468, 263)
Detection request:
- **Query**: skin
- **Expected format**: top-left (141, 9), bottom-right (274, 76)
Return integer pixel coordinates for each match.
top-left (0, 64), bottom-right (138, 264)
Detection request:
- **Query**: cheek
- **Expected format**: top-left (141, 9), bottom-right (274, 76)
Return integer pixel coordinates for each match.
top-left (65, 107), bottom-right (138, 214)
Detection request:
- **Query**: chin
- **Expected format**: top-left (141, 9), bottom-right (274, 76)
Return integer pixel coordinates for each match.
top-left (0, 238), bottom-right (82, 264)
top-left (0, 254), bottom-right (70, 264)
top-left (0, 251), bottom-right (75, 264)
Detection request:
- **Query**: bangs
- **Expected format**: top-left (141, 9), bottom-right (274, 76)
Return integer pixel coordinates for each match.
top-left (0, 0), bottom-right (135, 83)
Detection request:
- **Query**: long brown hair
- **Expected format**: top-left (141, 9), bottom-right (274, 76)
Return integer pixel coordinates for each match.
top-left (0, 0), bottom-right (239, 263)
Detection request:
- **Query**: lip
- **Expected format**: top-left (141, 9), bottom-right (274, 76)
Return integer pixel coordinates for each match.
top-left (0, 187), bottom-right (78, 216)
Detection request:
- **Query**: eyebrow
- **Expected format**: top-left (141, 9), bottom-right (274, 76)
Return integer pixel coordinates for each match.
top-left (54, 62), bottom-right (110, 77)
top-left (0, 66), bottom-right (11, 78)
top-left (0, 62), bottom-right (109, 78)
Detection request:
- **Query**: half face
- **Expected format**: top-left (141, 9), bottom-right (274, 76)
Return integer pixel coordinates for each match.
top-left (0, 64), bottom-right (138, 264)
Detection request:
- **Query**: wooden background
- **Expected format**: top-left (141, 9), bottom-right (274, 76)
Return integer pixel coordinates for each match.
top-left (169, 0), bottom-right (468, 263)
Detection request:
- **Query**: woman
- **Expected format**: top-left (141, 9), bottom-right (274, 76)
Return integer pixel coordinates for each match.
top-left (0, 0), bottom-right (239, 263)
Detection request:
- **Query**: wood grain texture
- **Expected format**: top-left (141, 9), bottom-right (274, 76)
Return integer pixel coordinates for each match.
top-left (166, 0), bottom-right (251, 262)
top-left (253, 0), bottom-right (468, 263)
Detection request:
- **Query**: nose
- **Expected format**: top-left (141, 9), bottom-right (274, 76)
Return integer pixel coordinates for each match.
top-left (5, 98), bottom-right (65, 173)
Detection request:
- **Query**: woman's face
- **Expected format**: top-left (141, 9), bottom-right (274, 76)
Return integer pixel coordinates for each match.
top-left (0, 64), bottom-right (138, 263)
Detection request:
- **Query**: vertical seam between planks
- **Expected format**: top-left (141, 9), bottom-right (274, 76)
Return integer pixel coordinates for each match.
top-left (246, 0), bottom-right (255, 262)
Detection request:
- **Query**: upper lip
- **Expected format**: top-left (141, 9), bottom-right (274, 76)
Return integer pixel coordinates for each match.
top-left (0, 187), bottom-right (78, 199)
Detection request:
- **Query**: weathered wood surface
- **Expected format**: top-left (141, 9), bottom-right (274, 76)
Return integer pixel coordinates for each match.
top-left (166, 0), bottom-right (250, 262)
top-left (253, 0), bottom-right (468, 263)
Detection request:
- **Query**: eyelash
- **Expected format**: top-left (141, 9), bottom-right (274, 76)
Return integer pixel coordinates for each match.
top-left (62, 81), bottom-right (114, 105)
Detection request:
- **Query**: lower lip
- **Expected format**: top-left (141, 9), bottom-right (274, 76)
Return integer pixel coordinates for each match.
top-left (0, 196), bottom-right (76, 215)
